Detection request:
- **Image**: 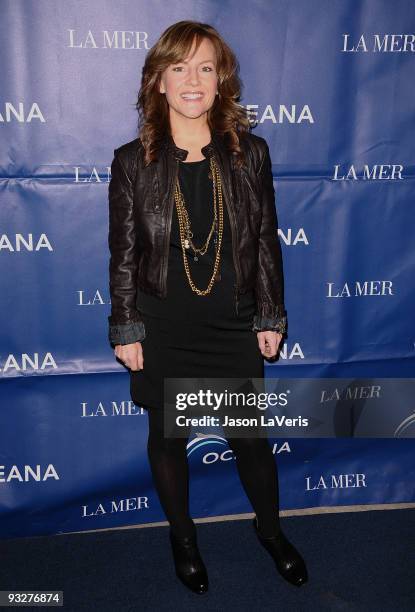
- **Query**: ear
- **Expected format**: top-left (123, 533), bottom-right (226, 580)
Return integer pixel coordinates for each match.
top-left (159, 78), bottom-right (165, 94)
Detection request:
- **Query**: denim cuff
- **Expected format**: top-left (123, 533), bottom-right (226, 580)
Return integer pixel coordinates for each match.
top-left (108, 319), bottom-right (146, 345)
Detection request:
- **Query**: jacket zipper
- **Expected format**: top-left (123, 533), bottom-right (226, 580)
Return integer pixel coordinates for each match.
top-left (161, 158), bottom-right (179, 297)
top-left (214, 155), bottom-right (241, 316)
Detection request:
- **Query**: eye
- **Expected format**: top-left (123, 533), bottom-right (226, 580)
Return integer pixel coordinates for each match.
top-left (172, 66), bottom-right (183, 72)
top-left (202, 66), bottom-right (213, 71)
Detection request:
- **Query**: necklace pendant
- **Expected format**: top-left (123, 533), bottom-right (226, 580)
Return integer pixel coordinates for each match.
top-left (184, 239), bottom-right (190, 249)
top-left (194, 255), bottom-right (198, 262)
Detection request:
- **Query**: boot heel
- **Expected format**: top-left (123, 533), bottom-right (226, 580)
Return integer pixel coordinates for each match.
top-left (253, 517), bottom-right (308, 587)
top-left (169, 529), bottom-right (209, 594)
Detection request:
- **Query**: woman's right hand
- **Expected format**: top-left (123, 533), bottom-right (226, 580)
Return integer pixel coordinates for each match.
top-left (114, 342), bottom-right (144, 371)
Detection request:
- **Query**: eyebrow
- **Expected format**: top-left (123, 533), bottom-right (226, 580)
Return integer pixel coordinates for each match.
top-left (177, 59), bottom-right (215, 64)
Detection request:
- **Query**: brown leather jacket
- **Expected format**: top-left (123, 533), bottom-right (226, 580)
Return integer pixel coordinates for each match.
top-left (108, 129), bottom-right (287, 345)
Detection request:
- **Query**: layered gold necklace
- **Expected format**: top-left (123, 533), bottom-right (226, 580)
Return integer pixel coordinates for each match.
top-left (174, 155), bottom-right (224, 295)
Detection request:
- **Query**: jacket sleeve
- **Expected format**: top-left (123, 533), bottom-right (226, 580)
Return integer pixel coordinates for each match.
top-left (252, 140), bottom-right (288, 334)
top-left (107, 148), bottom-right (146, 345)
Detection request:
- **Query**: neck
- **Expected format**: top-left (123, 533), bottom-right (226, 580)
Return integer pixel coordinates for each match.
top-left (169, 112), bottom-right (211, 148)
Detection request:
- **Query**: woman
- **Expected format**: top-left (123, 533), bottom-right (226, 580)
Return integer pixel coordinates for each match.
top-left (108, 20), bottom-right (308, 593)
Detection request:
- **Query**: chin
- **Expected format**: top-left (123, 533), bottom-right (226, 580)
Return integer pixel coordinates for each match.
top-left (178, 107), bottom-right (212, 119)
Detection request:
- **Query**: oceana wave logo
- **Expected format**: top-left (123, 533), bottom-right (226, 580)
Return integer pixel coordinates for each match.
top-left (186, 433), bottom-right (290, 464)
top-left (394, 412), bottom-right (415, 438)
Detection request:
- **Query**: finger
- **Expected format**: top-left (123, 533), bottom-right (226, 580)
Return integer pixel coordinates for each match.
top-left (264, 342), bottom-right (276, 357)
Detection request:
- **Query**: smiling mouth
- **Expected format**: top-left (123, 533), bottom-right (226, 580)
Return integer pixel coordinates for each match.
top-left (181, 92), bottom-right (204, 100)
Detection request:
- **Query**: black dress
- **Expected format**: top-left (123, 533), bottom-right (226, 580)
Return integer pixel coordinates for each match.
top-left (130, 156), bottom-right (264, 410)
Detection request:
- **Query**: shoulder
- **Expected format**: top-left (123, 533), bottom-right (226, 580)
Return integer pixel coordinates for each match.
top-left (239, 131), bottom-right (268, 152)
top-left (112, 137), bottom-right (144, 180)
top-left (237, 131), bottom-right (269, 172)
top-left (113, 137), bottom-right (143, 161)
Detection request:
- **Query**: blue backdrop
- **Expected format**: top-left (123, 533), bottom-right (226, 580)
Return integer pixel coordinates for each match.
top-left (1, 0), bottom-right (414, 538)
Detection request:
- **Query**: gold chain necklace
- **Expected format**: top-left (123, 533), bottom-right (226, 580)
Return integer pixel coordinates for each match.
top-left (174, 156), bottom-right (224, 296)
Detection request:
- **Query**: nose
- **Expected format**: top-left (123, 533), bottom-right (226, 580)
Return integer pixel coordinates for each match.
top-left (185, 66), bottom-right (200, 86)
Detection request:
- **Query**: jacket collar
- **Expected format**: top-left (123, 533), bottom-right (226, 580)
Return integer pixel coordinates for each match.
top-left (163, 128), bottom-right (224, 161)
top-left (159, 127), bottom-right (236, 211)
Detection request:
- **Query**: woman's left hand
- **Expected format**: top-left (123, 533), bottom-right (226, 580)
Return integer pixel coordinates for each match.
top-left (257, 330), bottom-right (283, 358)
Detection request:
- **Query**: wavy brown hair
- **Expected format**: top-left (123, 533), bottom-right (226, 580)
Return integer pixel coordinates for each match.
top-left (136, 20), bottom-right (252, 168)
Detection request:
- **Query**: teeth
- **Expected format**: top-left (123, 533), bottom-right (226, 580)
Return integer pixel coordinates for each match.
top-left (181, 93), bottom-right (203, 99)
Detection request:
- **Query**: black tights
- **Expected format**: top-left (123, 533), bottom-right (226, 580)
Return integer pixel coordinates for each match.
top-left (146, 406), bottom-right (281, 539)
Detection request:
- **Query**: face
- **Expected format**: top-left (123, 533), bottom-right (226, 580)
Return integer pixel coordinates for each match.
top-left (159, 37), bottom-right (218, 123)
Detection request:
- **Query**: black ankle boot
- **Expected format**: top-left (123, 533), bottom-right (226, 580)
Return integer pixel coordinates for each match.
top-left (252, 517), bottom-right (308, 587)
top-left (169, 529), bottom-right (209, 594)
